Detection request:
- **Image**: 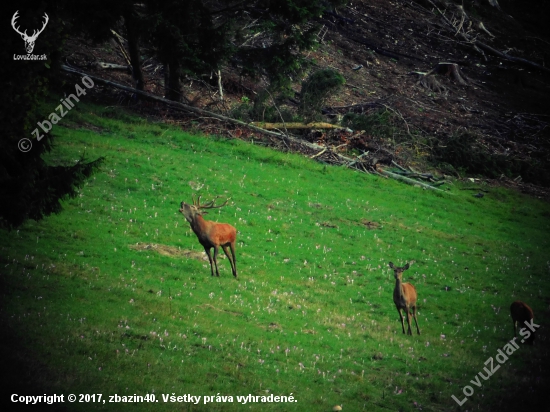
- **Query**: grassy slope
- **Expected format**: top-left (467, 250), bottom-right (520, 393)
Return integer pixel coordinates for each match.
top-left (1, 101), bottom-right (549, 411)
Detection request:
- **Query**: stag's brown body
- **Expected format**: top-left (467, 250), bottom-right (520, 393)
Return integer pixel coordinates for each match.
top-left (180, 196), bottom-right (237, 278)
top-left (510, 300), bottom-right (535, 344)
top-left (390, 262), bottom-right (420, 335)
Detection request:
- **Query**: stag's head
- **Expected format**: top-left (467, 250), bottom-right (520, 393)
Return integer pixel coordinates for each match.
top-left (12, 11), bottom-right (49, 54)
top-left (179, 201), bottom-right (199, 223)
top-left (179, 195), bottom-right (229, 223)
top-left (389, 262), bottom-right (410, 280)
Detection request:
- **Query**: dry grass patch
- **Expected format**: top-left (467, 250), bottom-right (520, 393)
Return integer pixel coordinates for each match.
top-left (128, 243), bottom-right (211, 260)
top-left (360, 218), bottom-right (380, 229)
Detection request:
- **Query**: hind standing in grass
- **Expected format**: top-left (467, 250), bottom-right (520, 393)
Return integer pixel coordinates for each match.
top-left (179, 195), bottom-right (237, 278)
top-left (390, 261), bottom-right (420, 335)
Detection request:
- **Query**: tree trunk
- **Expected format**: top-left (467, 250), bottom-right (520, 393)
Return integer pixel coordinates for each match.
top-left (166, 58), bottom-right (182, 102)
top-left (123, 8), bottom-right (144, 91)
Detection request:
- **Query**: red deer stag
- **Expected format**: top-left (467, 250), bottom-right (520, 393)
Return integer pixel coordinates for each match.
top-left (179, 195), bottom-right (237, 278)
top-left (510, 300), bottom-right (535, 344)
top-left (389, 262), bottom-right (420, 335)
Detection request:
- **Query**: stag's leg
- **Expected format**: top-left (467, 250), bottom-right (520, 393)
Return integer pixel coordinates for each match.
top-left (512, 319), bottom-right (517, 337)
top-left (412, 305), bottom-right (420, 335)
top-left (231, 241), bottom-right (237, 278)
top-left (212, 245), bottom-right (220, 276)
top-left (229, 240), bottom-right (237, 278)
top-left (396, 307), bottom-right (406, 334)
top-left (204, 247), bottom-right (215, 277)
top-left (222, 243), bottom-right (237, 278)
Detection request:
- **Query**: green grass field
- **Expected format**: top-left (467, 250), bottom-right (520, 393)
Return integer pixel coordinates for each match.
top-left (1, 101), bottom-right (549, 411)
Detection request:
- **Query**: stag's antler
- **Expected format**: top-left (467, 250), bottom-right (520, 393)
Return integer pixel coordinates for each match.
top-left (192, 193), bottom-right (200, 207)
top-left (192, 195), bottom-right (230, 210)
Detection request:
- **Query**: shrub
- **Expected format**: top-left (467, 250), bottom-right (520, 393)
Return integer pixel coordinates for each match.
top-left (432, 130), bottom-right (550, 184)
top-left (341, 110), bottom-right (395, 137)
top-left (299, 69), bottom-right (345, 122)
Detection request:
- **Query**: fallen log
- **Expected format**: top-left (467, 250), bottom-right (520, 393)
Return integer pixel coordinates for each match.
top-left (378, 169), bottom-right (451, 194)
top-left (62, 65), bottom-right (298, 139)
top-left (60, 65), bottom-right (355, 163)
top-left (250, 122), bottom-right (349, 130)
top-left (60, 65), bottom-right (453, 194)
top-left (94, 62), bottom-right (131, 71)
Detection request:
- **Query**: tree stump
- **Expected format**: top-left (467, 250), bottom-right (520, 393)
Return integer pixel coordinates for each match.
top-left (411, 62), bottom-right (469, 92)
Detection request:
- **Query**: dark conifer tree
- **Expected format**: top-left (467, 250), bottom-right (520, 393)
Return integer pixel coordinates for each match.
top-left (0, 2), bottom-right (103, 229)
top-left (144, 0), bottom-right (348, 100)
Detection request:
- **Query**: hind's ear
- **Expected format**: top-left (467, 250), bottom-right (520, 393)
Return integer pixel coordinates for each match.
top-left (389, 262), bottom-right (394, 269)
top-left (403, 263), bottom-right (410, 270)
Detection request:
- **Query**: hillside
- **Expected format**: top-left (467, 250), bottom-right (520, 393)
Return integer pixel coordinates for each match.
top-left (62, 0), bottom-right (550, 193)
top-left (1, 101), bottom-right (549, 411)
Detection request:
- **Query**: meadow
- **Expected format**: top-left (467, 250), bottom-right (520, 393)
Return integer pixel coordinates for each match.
top-left (1, 101), bottom-right (549, 411)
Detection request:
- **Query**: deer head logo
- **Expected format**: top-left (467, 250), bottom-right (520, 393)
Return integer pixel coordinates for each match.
top-left (11, 11), bottom-right (49, 54)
